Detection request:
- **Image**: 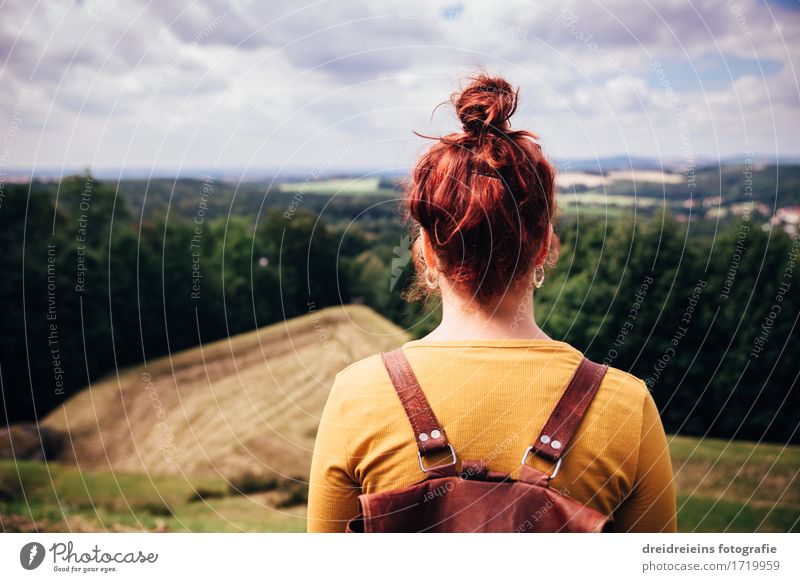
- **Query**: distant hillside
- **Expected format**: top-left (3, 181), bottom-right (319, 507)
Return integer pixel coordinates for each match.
top-left (42, 305), bottom-right (409, 479)
top-left (117, 163), bottom-right (800, 220)
top-left (17, 163), bottom-right (800, 228)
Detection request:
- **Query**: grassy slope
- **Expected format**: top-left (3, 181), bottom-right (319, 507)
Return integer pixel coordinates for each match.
top-left (42, 304), bottom-right (409, 478)
top-left (0, 459), bottom-right (304, 532)
top-left (670, 436), bottom-right (799, 533)
top-left (2, 436), bottom-right (797, 533)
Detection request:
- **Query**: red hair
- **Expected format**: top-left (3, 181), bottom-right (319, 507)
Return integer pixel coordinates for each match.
top-left (405, 73), bottom-right (559, 305)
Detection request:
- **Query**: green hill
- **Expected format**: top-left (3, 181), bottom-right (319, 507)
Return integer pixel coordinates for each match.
top-left (42, 304), bottom-right (409, 479)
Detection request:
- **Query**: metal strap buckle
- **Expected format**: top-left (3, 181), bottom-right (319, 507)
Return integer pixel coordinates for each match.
top-left (418, 444), bottom-right (458, 472)
top-left (521, 446), bottom-right (562, 480)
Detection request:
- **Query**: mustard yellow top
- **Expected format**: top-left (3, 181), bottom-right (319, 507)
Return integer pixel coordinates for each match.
top-left (308, 339), bottom-right (677, 533)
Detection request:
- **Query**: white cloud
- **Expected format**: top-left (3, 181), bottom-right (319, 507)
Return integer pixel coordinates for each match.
top-left (0, 0), bottom-right (797, 172)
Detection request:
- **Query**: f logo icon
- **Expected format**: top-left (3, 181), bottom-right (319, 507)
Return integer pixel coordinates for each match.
top-left (20, 542), bottom-right (46, 570)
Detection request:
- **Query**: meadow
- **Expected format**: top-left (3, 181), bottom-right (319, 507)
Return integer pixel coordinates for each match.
top-left (2, 436), bottom-right (796, 533)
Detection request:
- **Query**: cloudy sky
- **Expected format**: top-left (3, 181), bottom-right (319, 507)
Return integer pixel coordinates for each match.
top-left (1, 0), bottom-right (798, 176)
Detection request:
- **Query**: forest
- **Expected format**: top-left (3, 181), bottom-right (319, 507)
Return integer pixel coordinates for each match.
top-left (1, 172), bottom-right (797, 444)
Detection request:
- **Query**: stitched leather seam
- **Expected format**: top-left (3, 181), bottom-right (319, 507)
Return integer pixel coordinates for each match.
top-left (382, 350), bottom-right (450, 456)
top-left (534, 360), bottom-right (607, 461)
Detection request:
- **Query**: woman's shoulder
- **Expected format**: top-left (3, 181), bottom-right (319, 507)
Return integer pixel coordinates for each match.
top-left (332, 344), bottom-right (650, 403)
top-left (334, 352), bottom-right (387, 382)
top-left (600, 364), bottom-right (651, 401)
top-left (328, 352), bottom-right (391, 400)
top-left (595, 364), bottom-right (653, 421)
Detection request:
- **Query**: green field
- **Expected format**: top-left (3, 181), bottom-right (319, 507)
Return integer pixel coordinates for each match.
top-left (0, 459), bottom-right (306, 532)
top-left (274, 179), bottom-right (668, 214)
top-left (2, 435), bottom-right (797, 533)
top-left (670, 436), bottom-right (799, 533)
top-left (277, 177), bottom-right (397, 195)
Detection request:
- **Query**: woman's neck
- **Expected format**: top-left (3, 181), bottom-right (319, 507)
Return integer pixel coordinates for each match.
top-left (422, 283), bottom-right (551, 342)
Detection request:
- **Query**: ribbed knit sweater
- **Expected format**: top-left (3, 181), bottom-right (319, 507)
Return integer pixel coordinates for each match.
top-left (308, 338), bottom-right (677, 532)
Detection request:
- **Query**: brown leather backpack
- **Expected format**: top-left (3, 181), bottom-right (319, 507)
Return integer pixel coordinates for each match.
top-left (346, 349), bottom-right (613, 533)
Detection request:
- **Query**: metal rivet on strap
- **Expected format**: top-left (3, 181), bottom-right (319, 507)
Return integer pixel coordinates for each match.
top-left (419, 432), bottom-right (429, 442)
top-left (540, 435), bottom-right (551, 444)
top-left (430, 429), bottom-right (441, 439)
top-left (551, 440), bottom-right (562, 450)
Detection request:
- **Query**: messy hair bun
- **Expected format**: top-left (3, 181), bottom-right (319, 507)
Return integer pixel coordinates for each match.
top-left (455, 76), bottom-right (518, 135)
top-left (405, 73), bottom-right (558, 305)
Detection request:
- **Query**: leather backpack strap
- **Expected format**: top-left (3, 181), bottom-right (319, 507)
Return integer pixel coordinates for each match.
top-left (529, 357), bottom-right (608, 463)
top-left (381, 349), bottom-right (452, 457)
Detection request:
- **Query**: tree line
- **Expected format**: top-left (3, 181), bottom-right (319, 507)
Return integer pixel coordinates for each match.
top-left (0, 174), bottom-right (796, 444)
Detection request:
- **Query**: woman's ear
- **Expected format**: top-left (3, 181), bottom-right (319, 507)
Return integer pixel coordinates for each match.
top-left (534, 224), bottom-right (554, 268)
top-left (420, 228), bottom-right (438, 270)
